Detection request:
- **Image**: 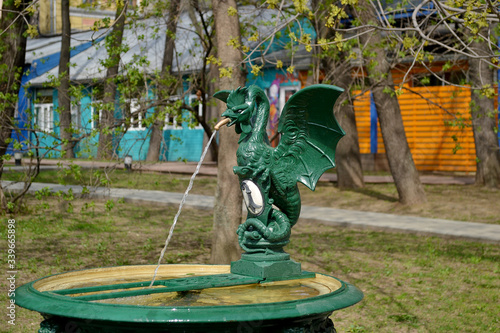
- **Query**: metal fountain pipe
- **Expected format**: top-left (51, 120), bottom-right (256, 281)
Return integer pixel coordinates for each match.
top-left (214, 118), bottom-right (230, 131)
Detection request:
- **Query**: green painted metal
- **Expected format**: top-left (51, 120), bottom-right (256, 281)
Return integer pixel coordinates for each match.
top-left (230, 253), bottom-right (315, 280)
top-left (53, 273), bottom-right (262, 301)
top-left (214, 84), bottom-right (345, 278)
top-left (37, 313), bottom-right (339, 332)
top-left (15, 268), bottom-right (363, 325)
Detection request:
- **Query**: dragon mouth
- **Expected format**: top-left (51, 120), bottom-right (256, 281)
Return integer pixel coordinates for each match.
top-left (221, 111), bottom-right (239, 127)
top-left (227, 117), bottom-right (238, 127)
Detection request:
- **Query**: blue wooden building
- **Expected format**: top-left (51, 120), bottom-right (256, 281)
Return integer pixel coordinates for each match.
top-left (14, 8), bottom-right (315, 162)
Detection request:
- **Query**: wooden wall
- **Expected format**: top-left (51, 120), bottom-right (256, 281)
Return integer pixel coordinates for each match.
top-left (353, 86), bottom-right (480, 173)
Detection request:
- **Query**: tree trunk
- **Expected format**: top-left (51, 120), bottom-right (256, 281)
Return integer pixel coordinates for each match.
top-left (205, 63), bottom-right (220, 162)
top-left (58, 0), bottom-right (73, 158)
top-left (354, 0), bottom-right (426, 205)
top-left (469, 28), bottom-right (500, 188)
top-left (0, 0), bottom-right (29, 210)
top-left (97, 3), bottom-right (127, 160)
top-left (146, 0), bottom-right (181, 162)
top-left (332, 69), bottom-right (364, 189)
top-left (312, 0), bottom-right (364, 189)
top-left (210, 0), bottom-right (244, 264)
top-left (187, 0), bottom-right (219, 162)
top-left (146, 119), bottom-right (164, 161)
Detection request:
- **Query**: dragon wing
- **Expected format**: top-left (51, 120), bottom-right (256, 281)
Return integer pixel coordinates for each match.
top-left (272, 84), bottom-right (345, 191)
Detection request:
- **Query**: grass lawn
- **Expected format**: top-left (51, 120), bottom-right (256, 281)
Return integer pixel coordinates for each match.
top-left (3, 168), bottom-right (500, 224)
top-left (1, 199), bottom-right (499, 332)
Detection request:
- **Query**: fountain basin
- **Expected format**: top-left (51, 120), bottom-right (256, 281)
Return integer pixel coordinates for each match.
top-left (16, 264), bottom-right (363, 332)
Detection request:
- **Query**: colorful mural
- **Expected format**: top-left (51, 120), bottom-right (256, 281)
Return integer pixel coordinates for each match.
top-left (247, 69), bottom-right (302, 146)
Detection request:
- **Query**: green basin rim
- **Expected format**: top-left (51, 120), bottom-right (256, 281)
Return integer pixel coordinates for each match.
top-left (15, 272), bottom-right (363, 324)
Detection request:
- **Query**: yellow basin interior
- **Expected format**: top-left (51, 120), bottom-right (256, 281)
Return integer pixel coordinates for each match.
top-left (33, 264), bottom-right (342, 307)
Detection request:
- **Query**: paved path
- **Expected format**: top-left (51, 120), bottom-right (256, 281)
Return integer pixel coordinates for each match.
top-left (3, 180), bottom-right (499, 243)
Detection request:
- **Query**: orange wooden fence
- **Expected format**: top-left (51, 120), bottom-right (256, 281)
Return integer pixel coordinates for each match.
top-left (353, 86), bottom-right (479, 173)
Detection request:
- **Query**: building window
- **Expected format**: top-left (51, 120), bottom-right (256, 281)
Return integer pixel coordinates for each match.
top-left (127, 99), bottom-right (144, 130)
top-left (33, 89), bottom-right (54, 132)
top-left (163, 96), bottom-right (181, 130)
top-left (71, 99), bottom-right (81, 129)
top-left (163, 112), bottom-right (180, 130)
top-left (90, 100), bottom-right (102, 129)
top-left (188, 94), bottom-right (203, 129)
top-left (34, 104), bottom-right (54, 132)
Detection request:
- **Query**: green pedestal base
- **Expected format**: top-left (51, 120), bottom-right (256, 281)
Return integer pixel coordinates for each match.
top-left (231, 253), bottom-right (315, 280)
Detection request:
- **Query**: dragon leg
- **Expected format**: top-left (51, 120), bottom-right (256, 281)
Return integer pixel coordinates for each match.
top-left (237, 218), bottom-right (267, 237)
top-left (238, 212), bottom-right (290, 243)
top-left (237, 218), bottom-right (267, 253)
top-left (237, 211), bottom-right (291, 252)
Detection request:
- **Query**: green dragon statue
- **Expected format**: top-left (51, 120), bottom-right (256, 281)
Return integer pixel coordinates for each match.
top-left (214, 84), bottom-right (344, 278)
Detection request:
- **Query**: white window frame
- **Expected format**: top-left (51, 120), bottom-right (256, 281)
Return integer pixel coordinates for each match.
top-left (34, 103), bottom-right (54, 132)
top-left (163, 112), bottom-right (181, 130)
top-left (90, 100), bottom-right (102, 130)
top-left (128, 99), bottom-right (145, 131)
top-left (163, 95), bottom-right (182, 130)
top-left (70, 98), bottom-right (81, 129)
top-left (188, 94), bottom-right (204, 129)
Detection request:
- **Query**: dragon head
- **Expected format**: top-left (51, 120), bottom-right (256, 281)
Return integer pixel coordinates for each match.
top-left (214, 86), bottom-right (254, 134)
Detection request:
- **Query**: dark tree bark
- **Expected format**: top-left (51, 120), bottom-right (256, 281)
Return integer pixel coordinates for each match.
top-left (354, 0), bottom-right (426, 205)
top-left (0, 0), bottom-right (30, 210)
top-left (146, 110), bottom-right (165, 161)
top-left (468, 27), bottom-right (500, 188)
top-left (146, 0), bottom-right (181, 162)
top-left (332, 66), bottom-right (365, 189)
top-left (204, 63), bottom-right (220, 162)
top-left (58, 0), bottom-right (73, 158)
top-left (312, 0), bottom-right (364, 189)
top-left (97, 2), bottom-right (127, 160)
top-left (210, 0), bottom-right (245, 264)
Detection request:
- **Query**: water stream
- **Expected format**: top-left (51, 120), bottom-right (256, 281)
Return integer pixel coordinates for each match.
top-left (149, 130), bottom-right (218, 287)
